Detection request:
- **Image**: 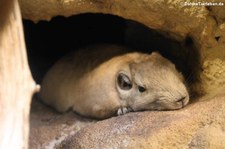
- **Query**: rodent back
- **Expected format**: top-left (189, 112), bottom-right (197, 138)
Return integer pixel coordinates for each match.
top-left (40, 44), bottom-right (138, 116)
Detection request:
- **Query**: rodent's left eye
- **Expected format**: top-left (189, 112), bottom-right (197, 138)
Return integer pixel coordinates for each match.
top-left (138, 86), bottom-right (146, 93)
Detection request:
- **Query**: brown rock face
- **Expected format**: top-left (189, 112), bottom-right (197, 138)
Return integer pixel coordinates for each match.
top-left (30, 94), bottom-right (225, 148)
top-left (29, 97), bottom-right (96, 149)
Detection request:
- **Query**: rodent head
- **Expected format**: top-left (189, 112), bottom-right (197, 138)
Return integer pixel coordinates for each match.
top-left (115, 52), bottom-right (189, 112)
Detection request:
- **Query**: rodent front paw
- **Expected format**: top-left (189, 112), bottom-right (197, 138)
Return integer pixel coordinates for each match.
top-left (117, 107), bottom-right (132, 116)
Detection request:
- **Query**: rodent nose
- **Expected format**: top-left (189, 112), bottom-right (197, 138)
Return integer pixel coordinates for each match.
top-left (177, 96), bottom-right (186, 106)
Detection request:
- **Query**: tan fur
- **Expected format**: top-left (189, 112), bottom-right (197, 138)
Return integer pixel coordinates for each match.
top-left (40, 44), bottom-right (189, 119)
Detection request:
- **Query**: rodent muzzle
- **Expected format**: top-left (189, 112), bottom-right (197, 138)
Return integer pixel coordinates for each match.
top-left (176, 96), bottom-right (186, 107)
top-left (176, 95), bottom-right (189, 108)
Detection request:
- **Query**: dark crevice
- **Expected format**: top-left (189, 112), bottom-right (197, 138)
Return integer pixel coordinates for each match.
top-left (215, 36), bottom-right (220, 41)
top-left (205, 6), bottom-right (212, 12)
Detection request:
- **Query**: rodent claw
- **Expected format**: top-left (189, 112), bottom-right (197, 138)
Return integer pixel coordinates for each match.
top-left (117, 108), bottom-right (123, 115)
top-left (117, 107), bottom-right (132, 116)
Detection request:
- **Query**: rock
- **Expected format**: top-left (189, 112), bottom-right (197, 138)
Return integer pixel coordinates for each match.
top-left (18, 0), bottom-right (207, 38)
top-left (30, 93), bottom-right (225, 148)
top-left (190, 126), bottom-right (225, 149)
top-left (29, 96), bottom-right (96, 149)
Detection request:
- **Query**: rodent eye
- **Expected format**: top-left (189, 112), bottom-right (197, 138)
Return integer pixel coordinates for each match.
top-left (117, 73), bottom-right (132, 90)
top-left (138, 86), bottom-right (146, 93)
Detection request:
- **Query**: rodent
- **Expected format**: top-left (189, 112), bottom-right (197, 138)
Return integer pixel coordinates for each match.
top-left (40, 44), bottom-right (189, 119)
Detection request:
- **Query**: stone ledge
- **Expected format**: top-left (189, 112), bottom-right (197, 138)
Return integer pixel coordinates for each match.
top-left (30, 93), bottom-right (225, 148)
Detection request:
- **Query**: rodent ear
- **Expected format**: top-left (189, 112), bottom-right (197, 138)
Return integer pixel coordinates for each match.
top-left (117, 73), bottom-right (132, 90)
top-left (178, 72), bottom-right (185, 82)
top-left (129, 62), bottom-right (138, 73)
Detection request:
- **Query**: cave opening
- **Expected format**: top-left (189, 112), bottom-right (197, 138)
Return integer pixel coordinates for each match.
top-left (23, 13), bottom-right (201, 97)
top-left (24, 14), bottom-right (202, 146)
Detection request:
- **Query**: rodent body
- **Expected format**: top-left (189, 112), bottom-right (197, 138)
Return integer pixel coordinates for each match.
top-left (40, 44), bottom-right (189, 119)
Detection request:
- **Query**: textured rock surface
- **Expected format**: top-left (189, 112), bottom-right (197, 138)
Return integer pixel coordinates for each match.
top-left (30, 93), bottom-right (225, 149)
top-left (19, 0), bottom-right (208, 38)
top-left (29, 96), bottom-right (96, 149)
